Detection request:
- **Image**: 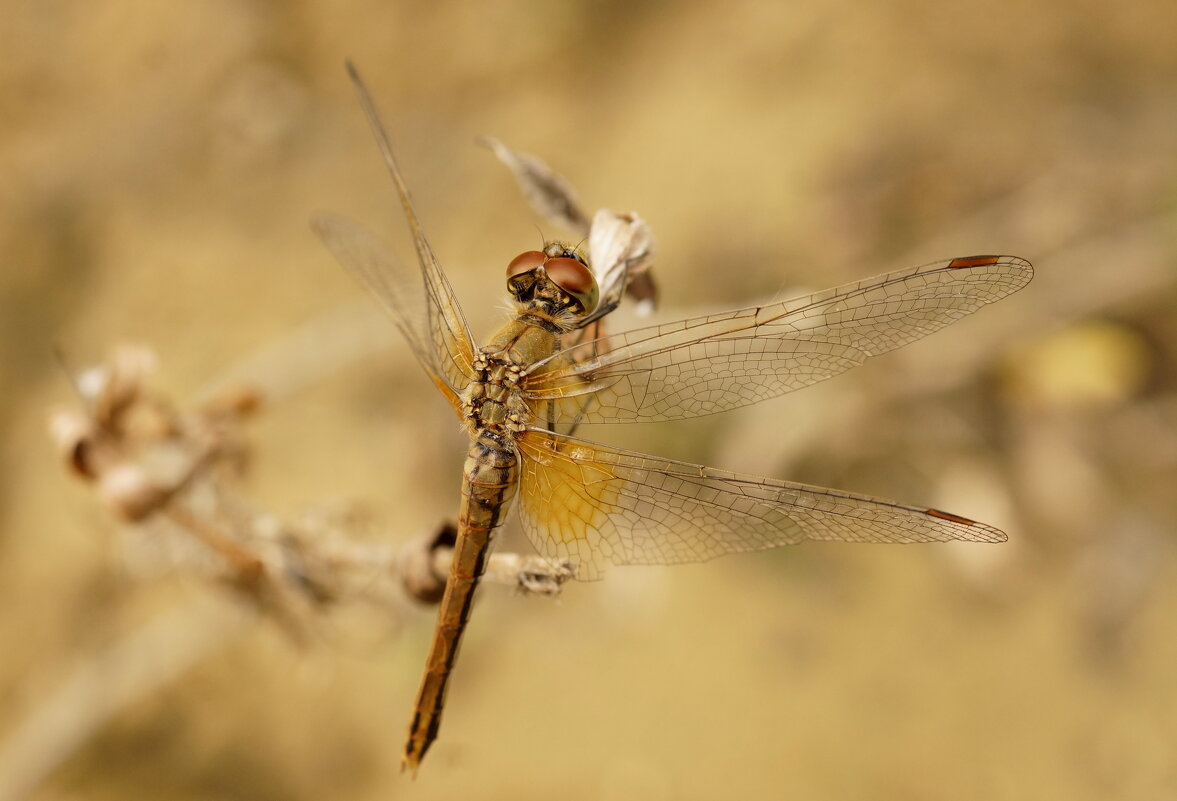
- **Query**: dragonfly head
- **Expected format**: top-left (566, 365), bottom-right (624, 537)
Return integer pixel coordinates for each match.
top-left (505, 243), bottom-right (599, 317)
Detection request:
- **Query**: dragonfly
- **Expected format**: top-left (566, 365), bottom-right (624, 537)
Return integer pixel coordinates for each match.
top-left (313, 64), bottom-right (1034, 774)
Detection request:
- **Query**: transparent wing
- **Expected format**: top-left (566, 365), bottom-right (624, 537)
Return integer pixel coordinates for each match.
top-left (522, 256), bottom-right (1032, 424)
top-left (516, 428), bottom-right (1005, 581)
top-left (314, 64), bottom-right (477, 406)
top-left (312, 213), bottom-right (467, 412)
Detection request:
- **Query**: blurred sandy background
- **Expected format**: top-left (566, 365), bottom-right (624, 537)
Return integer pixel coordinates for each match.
top-left (3, 1), bottom-right (1177, 799)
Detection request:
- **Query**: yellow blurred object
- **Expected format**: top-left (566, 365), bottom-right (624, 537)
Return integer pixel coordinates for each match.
top-left (1003, 320), bottom-right (1151, 410)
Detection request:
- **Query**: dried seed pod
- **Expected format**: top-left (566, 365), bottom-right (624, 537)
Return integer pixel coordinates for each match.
top-left (98, 462), bottom-right (172, 522)
top-left (82, 345), bottom-right (157, 428)
top-left (48, 407), bottom-right (100, 479)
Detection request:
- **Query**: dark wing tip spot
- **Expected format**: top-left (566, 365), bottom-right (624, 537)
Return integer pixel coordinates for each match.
top-left (927, 508), bottom-right (978, 525)
top-left (947, 255), bottom-right (1001, 269)
top-left (927, 508), bottom-right (1008, 542)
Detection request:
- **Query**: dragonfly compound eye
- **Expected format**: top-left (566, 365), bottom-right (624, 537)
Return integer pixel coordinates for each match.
top-left (543, 257), bottom-right (599, 315)
top-left (506, 250), bottom-right (547, 278)
top-left (506, 250), bottom-right (547, 300)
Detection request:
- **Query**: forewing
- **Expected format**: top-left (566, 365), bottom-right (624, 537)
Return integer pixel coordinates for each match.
top-left (516, 429), bottom-right (1005, 581)
top-left (522, 256), bottom-right (1032, 424)
top-left (339, 64), bottom-right (478, 396)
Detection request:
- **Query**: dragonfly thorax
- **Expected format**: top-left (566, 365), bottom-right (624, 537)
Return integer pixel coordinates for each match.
top-left (462, 336), bottom-right (544, 435)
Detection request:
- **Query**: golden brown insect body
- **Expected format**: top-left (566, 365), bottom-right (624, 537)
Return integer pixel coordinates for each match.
top-left (403, 255), bottom-right (592, 771)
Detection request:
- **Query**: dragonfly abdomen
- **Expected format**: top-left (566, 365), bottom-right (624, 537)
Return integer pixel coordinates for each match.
top-left (402, 430), bottom-right (520, 772)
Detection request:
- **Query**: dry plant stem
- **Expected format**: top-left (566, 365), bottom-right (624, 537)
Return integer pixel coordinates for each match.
top-left (161, 505), bottom-right (321, 645)
top-left (402, 522), bottom-right (576, 602)
top-left (0, 597), bottom-right (252, 801)
top-left (430, 546), bottom-right (575, 597)
top-left (164, 504), bottom-right (265, 587)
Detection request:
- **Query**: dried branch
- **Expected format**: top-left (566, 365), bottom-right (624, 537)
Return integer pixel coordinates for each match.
top-left (10, 346), bottom-right (576, 801)
top-left (47, 345), bottom-right (575, 623)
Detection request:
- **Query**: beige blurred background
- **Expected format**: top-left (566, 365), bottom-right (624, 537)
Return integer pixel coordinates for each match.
top-left (3, 1), bottom-right (1176, 799)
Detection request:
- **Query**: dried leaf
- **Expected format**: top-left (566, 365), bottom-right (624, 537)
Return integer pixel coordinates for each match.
top-left (478, 136), bottom-right (591, 234)
top-left (587, 208), bottom-right (658, 317)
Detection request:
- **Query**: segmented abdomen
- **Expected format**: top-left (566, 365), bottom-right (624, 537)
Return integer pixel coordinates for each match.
top-left (402, 430), bottom-right (518, 771)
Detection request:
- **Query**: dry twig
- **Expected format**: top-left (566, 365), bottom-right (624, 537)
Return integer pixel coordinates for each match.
top-left (7, 345), bottom-right (575, 801)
